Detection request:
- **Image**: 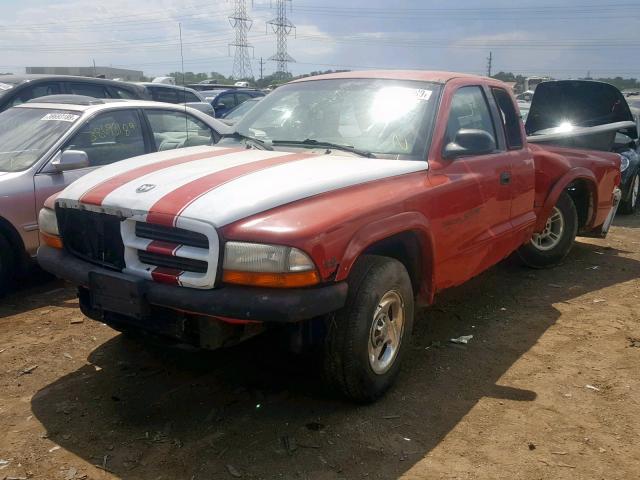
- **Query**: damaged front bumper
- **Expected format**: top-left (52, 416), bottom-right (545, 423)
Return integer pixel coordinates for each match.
top-left (38, 246), bottom-right (348, 329)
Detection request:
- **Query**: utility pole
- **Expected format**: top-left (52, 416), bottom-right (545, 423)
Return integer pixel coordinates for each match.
top-left (259, 57), bottom-right (264, 80)
top-left (228, 0), bottom-right (254, 80)
top-left (486, 51), bottom-right (492, 77)
top-left (92, 59), bottom-right (97, 77)
top-left (267, 0), bottom-right (295, 74)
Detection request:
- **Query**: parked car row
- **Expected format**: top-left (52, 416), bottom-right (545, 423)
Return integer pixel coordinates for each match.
top-left (0, 74), bottom-right (266, 120)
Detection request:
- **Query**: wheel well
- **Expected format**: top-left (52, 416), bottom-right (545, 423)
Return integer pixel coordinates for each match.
top-left (566, 179), bottom-right (595, 230)
top-left (362, 231), bottom-right (423, 294)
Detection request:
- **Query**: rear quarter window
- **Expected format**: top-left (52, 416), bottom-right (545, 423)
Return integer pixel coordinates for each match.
top-left (492, 88), bottom-right (524, 149)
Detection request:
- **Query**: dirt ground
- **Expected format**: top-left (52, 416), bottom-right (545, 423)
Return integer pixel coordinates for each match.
top-left (1, 215), bottom-right (639, 480)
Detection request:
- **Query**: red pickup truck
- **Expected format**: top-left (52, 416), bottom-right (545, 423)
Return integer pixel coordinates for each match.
top-left (37, 71), bottom-right (622, 402)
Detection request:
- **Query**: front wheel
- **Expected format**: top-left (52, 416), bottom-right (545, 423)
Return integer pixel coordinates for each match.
top-left (0, 234), bottom-right (16, 296)
top-left (323, 255), bottom-right (414, 403)
top-left (619, 172), bottom-right (639, 215)
top-left (518, 191), bottom-right (578, 268)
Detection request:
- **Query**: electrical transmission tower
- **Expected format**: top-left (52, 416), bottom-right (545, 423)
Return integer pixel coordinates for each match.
top-left (228, 0), bottom-right (254, 80)
top-left (267, 0), bottom-right (295, 74)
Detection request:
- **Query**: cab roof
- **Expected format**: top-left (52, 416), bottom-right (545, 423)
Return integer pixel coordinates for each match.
top-left (290, 70), bottom-right (492, 85)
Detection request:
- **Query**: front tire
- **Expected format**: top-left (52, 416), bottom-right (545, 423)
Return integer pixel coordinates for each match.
top-left (323, 255), bottom-right (414, 403)
top-left (518, 191), bottom-right (578, 268)
top-left (619, 172), bottom-right (639, 215)
top-left (0, 234), bottom-right (16, 296)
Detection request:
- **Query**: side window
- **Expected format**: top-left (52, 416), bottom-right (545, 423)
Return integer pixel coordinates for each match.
top-left (68, 83), bottom-right (110, 98)
top-left (492, 88), bottom-right (524, 149)
top-left (445, 86), bottom-right (496, 148)
top-left (112, 87), bottom-right (139, 100)
top-left (145, 110), bottom-right (215, 151)
top-left (177, 90), bottom-right (201, 103)
top-left (9, 82), bottom-right (62, 106)
top-left (235, 92), bottom-right (252, 105)
top-left (216, 93), bottom-right (236, 109)
top-left (65, 110), bottom-right (145, 166)
top-left (150, 87), bottom-right (178, 104)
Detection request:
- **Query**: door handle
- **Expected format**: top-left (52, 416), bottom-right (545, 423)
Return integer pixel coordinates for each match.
top-left (500, 171), bottom-right (511, 185)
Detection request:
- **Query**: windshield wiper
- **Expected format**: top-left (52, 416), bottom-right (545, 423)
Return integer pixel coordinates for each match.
top-left (272, 139), bottom-right (376, 158)
top-left (223, 131), bottom-right (273, 150)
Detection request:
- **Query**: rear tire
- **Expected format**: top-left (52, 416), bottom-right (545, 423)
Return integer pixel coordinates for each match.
top-left (0, 234), bottom-right (16, 296)
top-left (323, 255), bottom-right (414, 403)
top-left (518, 191), bottom-right (578, 268)
top-left (619, 172), bottom-right (639, 215)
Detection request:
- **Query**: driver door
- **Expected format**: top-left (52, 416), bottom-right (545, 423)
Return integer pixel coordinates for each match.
top-left (429, 85), bottom-right (513, 289)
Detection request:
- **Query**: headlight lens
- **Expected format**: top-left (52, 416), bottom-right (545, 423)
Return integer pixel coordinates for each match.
top-left (620, 153), bottom-right (630, 173)
top-left (223, 242), bottom-right (315, 273)
top-left (38, 208), bottom-right (59, 236)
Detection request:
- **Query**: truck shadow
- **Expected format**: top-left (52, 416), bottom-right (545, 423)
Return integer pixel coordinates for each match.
top-left (0, 277), bottom-right (75, 319)
top-left (31, 240), bottom-right (639, 479)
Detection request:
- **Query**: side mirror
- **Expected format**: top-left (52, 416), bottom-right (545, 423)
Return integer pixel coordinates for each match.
top-left (444, 129), bottom-right (496, 158)
top-left (51, 150), bottom-right (89, 172)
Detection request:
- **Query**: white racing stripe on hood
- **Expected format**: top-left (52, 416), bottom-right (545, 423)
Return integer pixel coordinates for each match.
top-left (178, 156), bottom-right (427, 227)
top-left (100, 149), bottom-right (290, 213)
top-left (59, 146), bottom-right (221, 201)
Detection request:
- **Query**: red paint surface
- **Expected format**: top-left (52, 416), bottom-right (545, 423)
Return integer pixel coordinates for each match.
top-left (146, 152), bottom-right (317, 227)
top-left (79, 148), bottom-right (243, 206)
top-left (147, 240), bottom-right (180, 257)
top-left (150, 267), bottom-right (182, 285)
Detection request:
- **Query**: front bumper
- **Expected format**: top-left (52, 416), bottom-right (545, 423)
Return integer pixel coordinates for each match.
top-left (38, 246), bottom-right (348, 323)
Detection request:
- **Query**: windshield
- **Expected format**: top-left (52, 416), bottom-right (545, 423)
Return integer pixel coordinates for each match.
top-left (0, 107), bottom-right (80, 171)
top-left (233, 78), bottom-right (441, 159)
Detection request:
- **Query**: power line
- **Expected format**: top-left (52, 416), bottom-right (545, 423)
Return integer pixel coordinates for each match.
top-left (267, 0), bottom-right (296, 74)
top-left (228, 0), bottom-right (254, 79)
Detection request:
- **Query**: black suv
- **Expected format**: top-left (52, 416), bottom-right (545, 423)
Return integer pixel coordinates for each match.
top-left (0, 75), bottom-right (149, 113)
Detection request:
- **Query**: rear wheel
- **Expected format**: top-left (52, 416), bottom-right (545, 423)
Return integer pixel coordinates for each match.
top-left (619, 172), bottom-right (639, 214)
top-left (518, 191), bottom-right (578, 268)
top-left (323, 255), bottom-right (414, 403)
top-left (0, 234), bottom-right (16, 296)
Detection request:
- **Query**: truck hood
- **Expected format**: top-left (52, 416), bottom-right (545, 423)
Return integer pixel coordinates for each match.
top-left (57, 146), bottom-right (427, 228)
top-left (526, 80), bottom-right (637, 151)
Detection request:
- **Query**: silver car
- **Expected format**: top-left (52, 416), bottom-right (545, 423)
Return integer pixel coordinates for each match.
top-left (0, 95), bottom-right (230, 293)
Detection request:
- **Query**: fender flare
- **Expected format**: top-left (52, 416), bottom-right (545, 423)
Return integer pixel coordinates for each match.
top-left (335, 211), bottom-right (436, 303)
top-left (536, 167), bottom-right (599, 231)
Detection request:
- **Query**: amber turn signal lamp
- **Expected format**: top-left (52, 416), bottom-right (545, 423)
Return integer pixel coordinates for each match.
top-left (41, 232), bottom-right (63, 249)
top-left (222, 269), bottom-right (320, 288)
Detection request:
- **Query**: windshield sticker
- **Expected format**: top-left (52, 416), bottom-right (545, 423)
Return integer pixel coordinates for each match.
top-left (90, 122), bottom-right (138, 142)
top-left (415, 89), bottom-right (432, 101)
top-left (41, 113), bottom-right (80, 122)
top-left (0, 83), bottom-right (12, 91)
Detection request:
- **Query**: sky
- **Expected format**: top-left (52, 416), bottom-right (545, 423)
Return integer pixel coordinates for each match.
top-left (0, 0), bottom-right (638, 80)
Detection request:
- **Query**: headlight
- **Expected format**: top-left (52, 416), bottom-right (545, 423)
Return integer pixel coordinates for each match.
top-left (222, 242), bottom-right (319, 288)
top-left (38, 208), bottom-right (59, 236)
top-left (620, 153), bottom-right (630, 173)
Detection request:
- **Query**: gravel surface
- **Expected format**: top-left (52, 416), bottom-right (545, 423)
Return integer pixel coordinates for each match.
top-left (1, 215), bottom-right (639, 480)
